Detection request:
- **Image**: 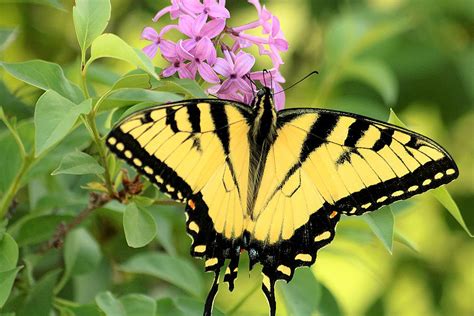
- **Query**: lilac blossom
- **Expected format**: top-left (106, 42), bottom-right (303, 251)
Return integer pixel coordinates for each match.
top-left (177, 38), bottom-right (219, 83)
top-left (141, 25), bottom-right (177, 59)
top-left (142, 0), bottom-right (289, 110)
top-left (178, 14), bottom-right (225, 50)
top-left (183, 0), bottom-right (230, 19)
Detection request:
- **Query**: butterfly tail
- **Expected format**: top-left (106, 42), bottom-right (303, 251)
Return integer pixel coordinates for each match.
top-left (204, 270), bottom-right (220, 316)
top-left (261, 271), bottom-right (277, 316)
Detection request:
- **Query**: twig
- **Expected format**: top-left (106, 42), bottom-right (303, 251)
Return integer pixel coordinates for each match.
top-left (45, 171), bottom-right (144, 250)
top-left (46, 192), bottom-right (111, 250)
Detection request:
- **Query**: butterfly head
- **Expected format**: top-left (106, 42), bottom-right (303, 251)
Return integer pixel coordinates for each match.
top-left (253, 86), bottom-right (275, 112)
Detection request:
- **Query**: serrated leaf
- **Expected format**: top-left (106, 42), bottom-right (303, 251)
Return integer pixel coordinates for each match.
top-left (388, 109), bottom-right (471, 236)
top-left (17, 270), bottom-right (60, 316)
top-left (95, 292), bottom-right (126, 316)
top-left (0, 233), bottom-right (18, 270)
top-left (123, 203), bottom-right (157, 248)
top-left (52, 151), bottom-right (104, 175)
top-left (34, 92), bottom-right (91, 156)
top-left (344, 59), bottom-right (398, 105)
top-left (88, 34), bottom-right (156, 77)
top-left (0, 28), bottom-right (18, 51)
top-left (120, 294), bottom-right (156, 316)
top-left (363, 206), bottom-right (395, 253)
top-left (0, 267), bottom-right (22, 308)
top-left (73, 0), bottom-right (111, 53)
top-left (120, 252), bottom-right (203, 297)
top-left (0, 60), bottom-right (83, 103)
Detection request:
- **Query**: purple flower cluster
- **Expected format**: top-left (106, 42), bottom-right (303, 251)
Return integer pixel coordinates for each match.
top-left (141, 0), bottom-right (288, 109)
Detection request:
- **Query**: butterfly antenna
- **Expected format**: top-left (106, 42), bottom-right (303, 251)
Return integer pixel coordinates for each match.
top-left (245, 74), bottom-right (258, 99)
top-left (275, 70), bottom-right (319, 95)
top-left (262, 69), bottom-right (269, 88)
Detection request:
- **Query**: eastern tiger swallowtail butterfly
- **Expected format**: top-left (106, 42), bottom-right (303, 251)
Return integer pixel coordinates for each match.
top-left (106, 87), bottom-right (458, 316)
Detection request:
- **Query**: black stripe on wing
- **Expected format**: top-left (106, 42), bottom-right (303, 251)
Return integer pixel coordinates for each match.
top-left (277, 108), bottom-right (459, 216)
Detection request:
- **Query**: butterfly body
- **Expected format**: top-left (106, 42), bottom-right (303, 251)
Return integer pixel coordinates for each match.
top-left (107, 87), bottom-right (458, 316)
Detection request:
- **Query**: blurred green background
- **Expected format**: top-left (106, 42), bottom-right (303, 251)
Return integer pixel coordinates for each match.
top-left (0, 0), bottom-right (472, 315)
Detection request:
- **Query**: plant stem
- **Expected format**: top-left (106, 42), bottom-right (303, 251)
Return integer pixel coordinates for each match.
top-left (86, 112), bottom-right (116, 197)
top-left (0, 155), bottom-right (33, 219)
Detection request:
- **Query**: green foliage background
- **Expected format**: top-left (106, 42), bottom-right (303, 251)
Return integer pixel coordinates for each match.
top-left (0, 0), bottom-right (472, 315)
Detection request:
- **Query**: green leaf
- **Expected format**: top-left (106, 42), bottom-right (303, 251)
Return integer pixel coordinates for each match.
top-left (325, 15), bottom-right (411, 62)
top-left (387, 108), bottom-right (406, 127)
top-left (17, 270), bottom-right (60, 316)
top-left (64, 228), bottom-right (102, 276)
top-left (388, 109), bottom-right (472, 236)
top-left (431, 187), bottom-right (472, 236)
top-left (34, 91), bottom-right (91, 156)
top-left (155, 78), bottom-right (208, 98)
top-left (95, 292), bottom-right (126, 316)
top-left (0, 28), bottom-right (18, 51)
top-left (344, 59), bottom-right (398, 105)
top-left (318, 283), bottom-right (342, 316)
top-left (394, 230), bottom-right (418, 252)
top-left (107, 88), bottom-right (181, 103)
top-left (112, 74), bottom-right (152, 91)
top-left (0, 267), bottom-right (22, 308)
top-left (87, 34), bottom-right (156, 77)
top-left (120, 252), bottom-right (203, 297)
top-left (57, 228), bottom-right (102, 293)
top-left (7, 0), bottom-right (64, 10)
top-left (123, 203), bottom-right (157, 248)
top-left (0, 60), bottom-right (83, 103)
top-left (13, 214), bottom-right (74, 246)
top-left (363, 206), bottom-right (395, 253)
top-left (120, 294), bottom-right (156, 316)
top-left (73, 0), bottom-right (111, 54)
top-left (52, 151), bottom-right (104, 175)
top-left (0, 233), bottom-right (18, 270)
top-left (174, 297), bottom-right (225, 316)
top-left (68, 304), bottom-right (102, 316)
top-left (279, 269), bottom-right (320, 315)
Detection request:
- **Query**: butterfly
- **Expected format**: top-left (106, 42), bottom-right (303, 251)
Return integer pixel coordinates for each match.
top-left (106, 86), bottom-right (458, 316)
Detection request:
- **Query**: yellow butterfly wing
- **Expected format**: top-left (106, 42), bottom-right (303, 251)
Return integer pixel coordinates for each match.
top-left (249, 108), bottom-right (458, 308)
top-left (107, 99), bottom-right (252, 256)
